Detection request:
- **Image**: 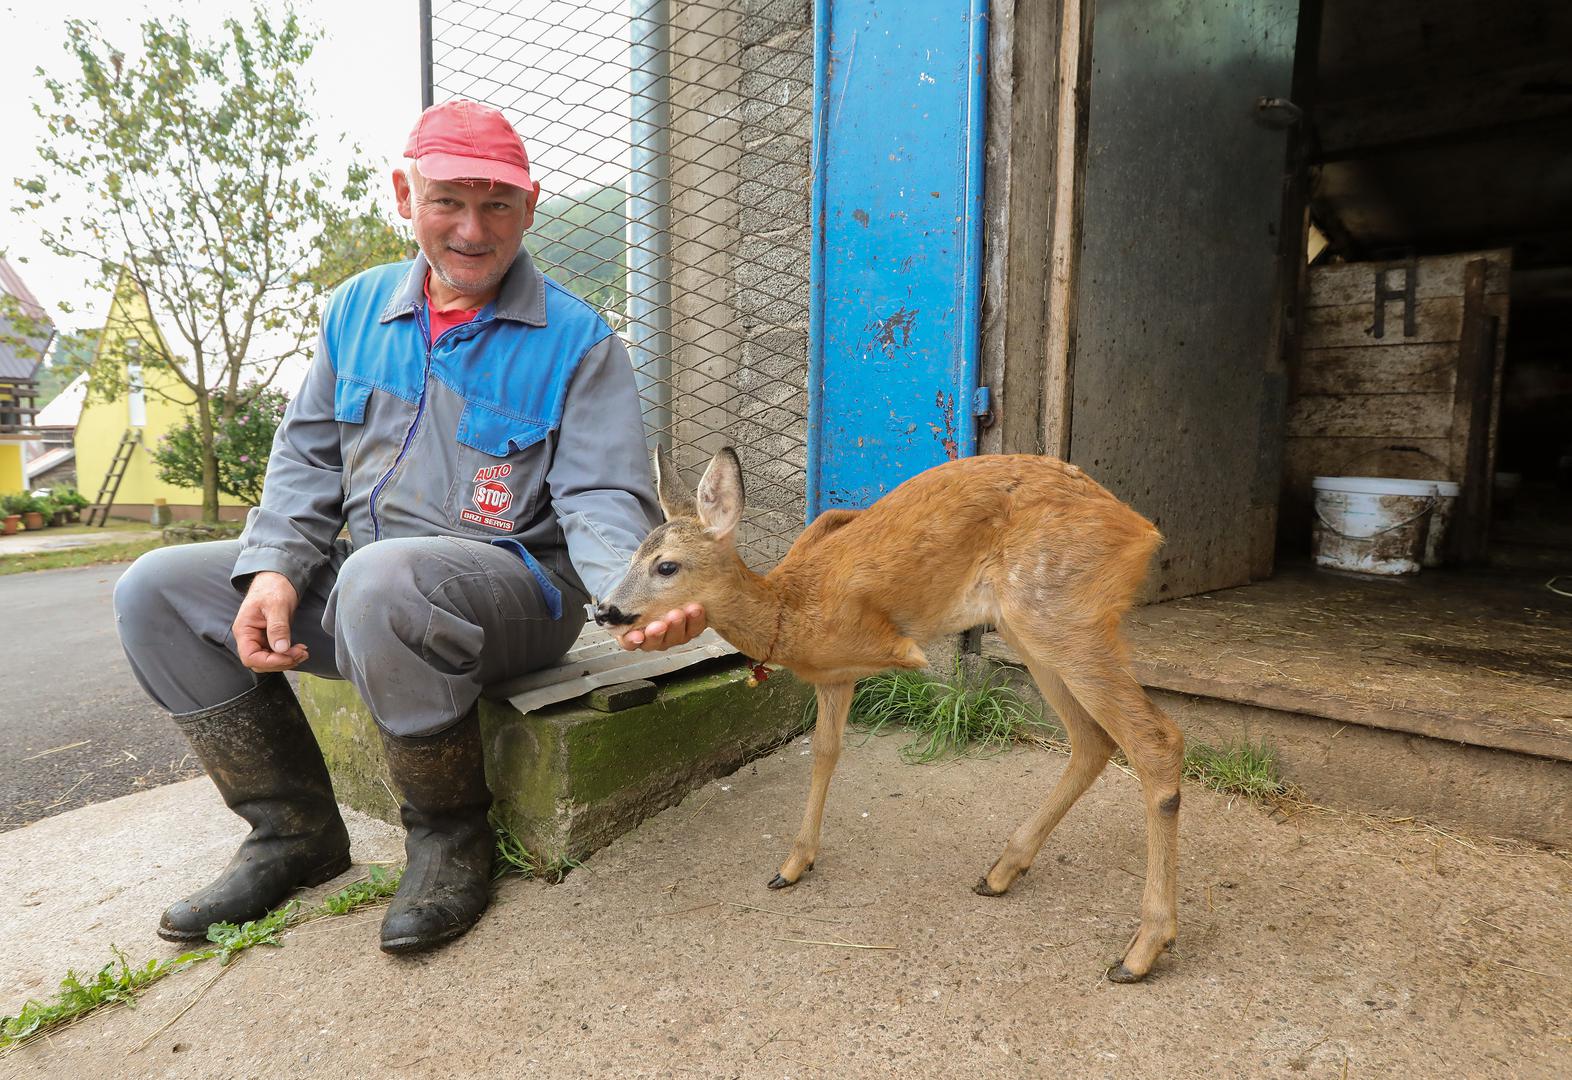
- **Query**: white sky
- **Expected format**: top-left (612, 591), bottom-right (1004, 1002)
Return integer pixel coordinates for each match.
top-left (0, 0), bottom-right (424, 330)
top-left (3, 0), bottom-right (641, 341)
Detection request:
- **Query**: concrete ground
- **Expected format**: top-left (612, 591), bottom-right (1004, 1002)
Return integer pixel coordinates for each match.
top-left (2, 733), bottom-right (1568, 1079)
top-left (0, 564), bottom-right (202, 830)
top-left (0, 529), bottom-right (150, 555)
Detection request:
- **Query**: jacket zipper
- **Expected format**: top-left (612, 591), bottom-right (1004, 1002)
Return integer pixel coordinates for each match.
top-left (367, 306), bottom-right (460, 541)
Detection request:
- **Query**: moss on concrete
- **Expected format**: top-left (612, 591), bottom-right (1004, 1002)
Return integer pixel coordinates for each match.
top-left (297, 660), bottom-right (814, 862)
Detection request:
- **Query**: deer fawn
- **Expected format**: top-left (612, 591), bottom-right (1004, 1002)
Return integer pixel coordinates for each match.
top-left (595, 446), bottom-right (1184, 982)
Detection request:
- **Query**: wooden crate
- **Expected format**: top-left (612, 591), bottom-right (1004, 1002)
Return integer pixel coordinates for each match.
top-left (1284, 249), bottom-right (1510, 560)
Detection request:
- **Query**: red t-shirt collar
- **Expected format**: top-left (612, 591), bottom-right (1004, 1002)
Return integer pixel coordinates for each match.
top-left (423, 271), bottom-right (484, 344)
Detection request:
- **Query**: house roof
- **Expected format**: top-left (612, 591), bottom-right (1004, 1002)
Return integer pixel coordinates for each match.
top-left (0, 256), bottom-right (55, 380)
top-left (34, 372), bottom-right (87, 429)
top-left (24, 445), bottom-right (74, 486)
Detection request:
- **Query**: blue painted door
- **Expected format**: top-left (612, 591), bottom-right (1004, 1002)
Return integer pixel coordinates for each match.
top-left (807, 0), bottom-right (989, 517)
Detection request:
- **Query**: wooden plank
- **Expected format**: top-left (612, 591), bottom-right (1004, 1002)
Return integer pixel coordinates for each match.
top-left (585, 680), bottom-right (660, 713)
top-left (1283, 437), bottom-right (1455, 487)
top-left (1316, 59), bottom-right (1572, 158)
top-left (1287, 392), bottom-right (1454, 439)
top-left (1297, 343), bottom-right (1458, 396)
top-left (1301, 296), bottom-right (1463, 348)
top-left (1040, 0), bottom-right (1091, 460)
top-left (1316, 1), bottom-right (1572, 101)
top-left (1306, 250), bottom-right (1510, 308)
top-left (980, 0), bottom-right (1058, 457)
top-left (1450, 259), bottom-right (1496, 564)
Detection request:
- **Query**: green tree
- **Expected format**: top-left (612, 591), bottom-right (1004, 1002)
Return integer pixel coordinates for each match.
top-left (150, 385), bottom-right (286, 506)
top-left (529, 184), bottom-right (629, 314)
top-left (15, 5), bottom-right (412, 522)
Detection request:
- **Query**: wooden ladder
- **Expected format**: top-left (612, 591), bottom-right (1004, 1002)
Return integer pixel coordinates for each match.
top-left (87, 429), bottom-right (139, 527)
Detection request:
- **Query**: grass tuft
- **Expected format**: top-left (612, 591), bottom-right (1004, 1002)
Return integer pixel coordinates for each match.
top-left (848, 664), bottom-right (1289, 805)
top-left (1182, 740), bottom-right (1287, 800)
top-left (491, 813), bottom-right (580, 883)
top-left (0, 865), bottom-right (402, 1053)
top-left (319, 863), bottom-right (401, 915)
top-left (0, 946), bottom-right (201, 1048)
top-left (848, 663), bottom-right (1049, 764)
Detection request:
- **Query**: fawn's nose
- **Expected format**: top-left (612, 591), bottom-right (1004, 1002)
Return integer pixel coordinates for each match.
top-left (593, 602), bottom-right (639, 627)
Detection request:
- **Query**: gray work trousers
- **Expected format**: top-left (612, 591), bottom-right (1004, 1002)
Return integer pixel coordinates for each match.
top-left (113, 537), bottom-right (587, 737)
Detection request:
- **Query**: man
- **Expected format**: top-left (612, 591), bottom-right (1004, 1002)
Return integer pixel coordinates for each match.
top-left (114, 99), bottom-right (704, 954)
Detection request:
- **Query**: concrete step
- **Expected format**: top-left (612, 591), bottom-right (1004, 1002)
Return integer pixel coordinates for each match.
top-left (298, 659), bottom-right (813, 861)
top-left (980, 632), bottom-right (1572, 848)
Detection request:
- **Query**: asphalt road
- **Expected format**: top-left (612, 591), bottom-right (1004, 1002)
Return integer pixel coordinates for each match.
top-left (0, 564), bottom-right (202, 832)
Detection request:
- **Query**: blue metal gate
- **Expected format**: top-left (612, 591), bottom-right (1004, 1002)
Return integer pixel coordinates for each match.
top-left (807, 0), bottom-right (989, 517)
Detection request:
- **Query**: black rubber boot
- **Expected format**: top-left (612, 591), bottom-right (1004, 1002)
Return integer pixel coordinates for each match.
top-left (378, 708), bottom-right (494, 954)
top-left (159, 675), bottom-right (352, 941)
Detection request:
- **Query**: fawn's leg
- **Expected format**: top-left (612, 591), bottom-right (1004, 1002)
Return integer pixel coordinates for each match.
top-left (770, 681), bottom-right (853, 889)
top-left (975, 629), bottom-right (1115, 896)
top-left (1058, 658), bottom-right (1184, 983)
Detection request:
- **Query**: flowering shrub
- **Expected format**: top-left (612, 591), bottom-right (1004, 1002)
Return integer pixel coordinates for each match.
top-left (150, 387), bottom-right (288, 506)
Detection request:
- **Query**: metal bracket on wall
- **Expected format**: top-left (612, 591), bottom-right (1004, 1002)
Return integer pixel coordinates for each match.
top-left (973, 385), bottom-right (996, 430)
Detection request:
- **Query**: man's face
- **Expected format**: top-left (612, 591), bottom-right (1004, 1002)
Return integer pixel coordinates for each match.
top-left (393, 169), bottom-right (536, 300)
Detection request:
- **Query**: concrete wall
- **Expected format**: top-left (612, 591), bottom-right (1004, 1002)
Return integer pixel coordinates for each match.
top-left (665, 0), bottom-right (813, 568)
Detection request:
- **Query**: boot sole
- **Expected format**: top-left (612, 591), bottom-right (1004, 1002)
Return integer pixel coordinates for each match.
top-left (156, 851), bottom-right (354, 943)
top-left (379, 913), bottom-right (482, 955)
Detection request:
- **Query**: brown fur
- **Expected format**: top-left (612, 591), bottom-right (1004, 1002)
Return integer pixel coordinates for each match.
top-left (602, 449), bottom-right (1185, 982)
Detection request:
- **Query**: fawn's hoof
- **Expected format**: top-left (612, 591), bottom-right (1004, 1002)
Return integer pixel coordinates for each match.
top-left (973, 865), bottom-right (1023, 897)
top-left (767, 861), bottom-right (812, 890)
top-left (973, 877), bottom-right (1005, 897)
top-left (1106, 963), bottom-right (1146, 984)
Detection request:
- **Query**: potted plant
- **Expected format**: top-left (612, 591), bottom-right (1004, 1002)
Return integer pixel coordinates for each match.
top-left (53, 485), bottom-right (89, 523)
top-left (18, 494), bottom-right (47, 531)
top-left (2, 493), bottom-right (29, 535)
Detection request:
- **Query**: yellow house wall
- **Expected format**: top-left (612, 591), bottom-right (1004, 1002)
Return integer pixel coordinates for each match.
top-left (0, 443), bottom-right (23, 493)
top-left (73, 278), bottom-right (246, 512)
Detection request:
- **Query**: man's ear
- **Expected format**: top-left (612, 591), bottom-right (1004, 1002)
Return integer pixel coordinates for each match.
top-left (392, 169), bottom-right (414, 221)
top-left (654, 444), bottom-right (697, 521)
top-left (522, 180), bottom-right (541, 230)
top-left (696, 447), bottom-right (744, 542)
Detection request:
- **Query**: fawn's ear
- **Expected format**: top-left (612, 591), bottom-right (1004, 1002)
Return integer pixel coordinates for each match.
top-left (696, 446), bottom-right (744, 542)
top-left (654, 444), bottom-right (697, 521)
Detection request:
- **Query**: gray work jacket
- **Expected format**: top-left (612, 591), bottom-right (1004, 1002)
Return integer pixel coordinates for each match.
top-left (232, 249), bottom-right (659, 618)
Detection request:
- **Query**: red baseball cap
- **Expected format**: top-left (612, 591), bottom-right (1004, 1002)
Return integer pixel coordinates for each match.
top-left (404, 99), bottom-right (538, 194)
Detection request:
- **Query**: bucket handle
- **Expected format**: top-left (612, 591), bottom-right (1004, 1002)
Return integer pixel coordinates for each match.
top-left (1314, 498), bottom-right (1435, 540)
top-left (1334, 444), bottom-right (1452, 479)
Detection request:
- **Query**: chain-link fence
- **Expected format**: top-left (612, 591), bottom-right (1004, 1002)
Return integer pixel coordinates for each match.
top-left (427, 0), bottom-right (814, 567)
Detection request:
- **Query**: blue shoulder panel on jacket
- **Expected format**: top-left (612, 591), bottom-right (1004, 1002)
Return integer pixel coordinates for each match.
top-left (323, 262), bottom-right (616, 443)
top-left (444, 276), bottom-right (615, 455)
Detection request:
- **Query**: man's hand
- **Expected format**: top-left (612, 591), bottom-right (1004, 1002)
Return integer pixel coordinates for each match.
top-left (233, 571), bottom-right (309, 673)
top-left (613, 603), bottom-right (707, 652)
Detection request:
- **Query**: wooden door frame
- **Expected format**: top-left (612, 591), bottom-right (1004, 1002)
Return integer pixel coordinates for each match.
top-left (977, 0), bottom-right (1094, 459)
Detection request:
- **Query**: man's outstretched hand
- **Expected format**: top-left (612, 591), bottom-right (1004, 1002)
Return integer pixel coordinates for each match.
top-left (613, 603), bottom-right (707, 652)
top-left (233, 571), bottom-right (310, 673)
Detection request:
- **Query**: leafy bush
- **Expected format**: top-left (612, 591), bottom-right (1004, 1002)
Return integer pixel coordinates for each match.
top-left (150, 387), bottom-right (288, 506)
top-left (48, 484), bottom-right (90, 510)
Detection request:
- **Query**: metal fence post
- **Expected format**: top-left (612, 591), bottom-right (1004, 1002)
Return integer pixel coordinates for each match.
top-left (627, 0), bottom-right (673, 450)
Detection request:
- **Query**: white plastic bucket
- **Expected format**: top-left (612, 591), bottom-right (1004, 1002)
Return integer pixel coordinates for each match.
top-left (1310, 476), bottom-right (1435, 576)
top-left (1422, 481), bottom-right (1460, 568)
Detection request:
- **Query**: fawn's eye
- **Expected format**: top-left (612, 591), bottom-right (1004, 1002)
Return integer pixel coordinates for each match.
top-left (655, 561), bottom-right (680, 577)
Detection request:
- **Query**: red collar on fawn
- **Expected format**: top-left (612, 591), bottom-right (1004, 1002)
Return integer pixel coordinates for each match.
top-left (747, 606), bottom-right (786, 688)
